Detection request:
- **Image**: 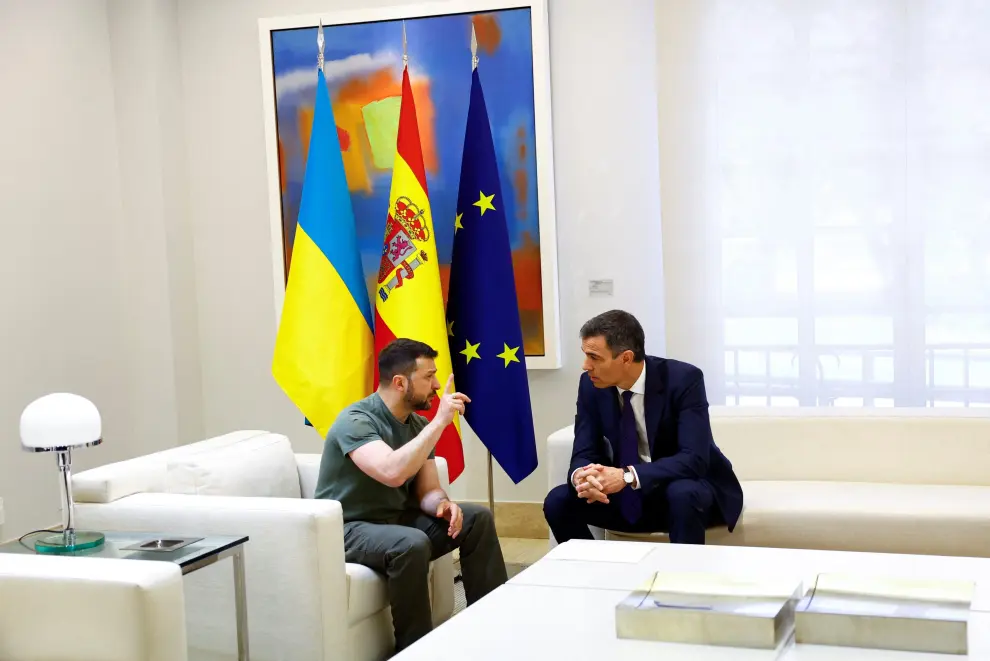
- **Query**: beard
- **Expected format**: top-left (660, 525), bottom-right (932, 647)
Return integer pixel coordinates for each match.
top-left (404, 390), bottom-right (435, 412)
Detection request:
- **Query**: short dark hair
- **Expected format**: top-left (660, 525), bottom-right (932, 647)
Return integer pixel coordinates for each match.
top-left (580, 310), bottom-right (646, 362)
top-left (378, 338), bottom-right (438, 384)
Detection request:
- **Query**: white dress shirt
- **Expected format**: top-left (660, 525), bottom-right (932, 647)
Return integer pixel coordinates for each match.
top-left (572, 364), bottom-right (651, 489)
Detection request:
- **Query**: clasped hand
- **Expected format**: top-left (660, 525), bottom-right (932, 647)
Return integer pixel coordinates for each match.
top-left (573, 464), bottom-right (627, 504)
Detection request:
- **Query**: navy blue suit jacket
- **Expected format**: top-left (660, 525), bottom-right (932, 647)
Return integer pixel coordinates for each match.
top-left (568, 356), bottom-right (744, 531)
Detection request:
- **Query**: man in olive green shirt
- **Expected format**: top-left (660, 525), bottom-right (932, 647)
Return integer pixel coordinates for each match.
top-left (316, 338), bottom-right (507, 652)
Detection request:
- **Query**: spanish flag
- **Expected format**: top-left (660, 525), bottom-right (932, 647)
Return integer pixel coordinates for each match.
top-left (272, 68), bottom-right (375, 438)
top-left (374, 65), bottom-right (465, 481)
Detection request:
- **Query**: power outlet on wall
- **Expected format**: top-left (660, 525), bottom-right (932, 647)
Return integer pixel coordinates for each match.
top-left (589, 279), bottom-right (614, 296)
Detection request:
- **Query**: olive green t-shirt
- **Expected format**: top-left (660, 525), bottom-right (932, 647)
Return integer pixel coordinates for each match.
top-left (314, 392), bottom-right (432, 524)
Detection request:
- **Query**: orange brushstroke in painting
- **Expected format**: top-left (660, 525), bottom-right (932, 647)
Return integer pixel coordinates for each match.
top-left (513, 169), bottom-right (528, 219)
top-left (472, 14), bottom-right (502, 55)
top-left (297, 106), bottom-right (311, 159)
top-left (513, 126), bottom-right (528, 221)
top-left (513, 232), bottom-right (545, 354)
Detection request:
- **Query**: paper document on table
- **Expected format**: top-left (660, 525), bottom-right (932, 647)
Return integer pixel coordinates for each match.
top-left (545, 540), bottom-right (655, 564)
top-left (812, 573), bottom-right (975, 604)
top-left (646, 571), bottom-right (804, 599)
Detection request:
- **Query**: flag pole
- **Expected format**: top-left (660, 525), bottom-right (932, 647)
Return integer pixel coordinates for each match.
top-left (469, 22), bottom-right (496, 523)
top-left (487, 453), bottom-right (495, 522)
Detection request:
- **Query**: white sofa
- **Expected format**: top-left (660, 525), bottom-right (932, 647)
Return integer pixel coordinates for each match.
top-left (0, 554), bottom-right (187, 661)
top-left (548, 406), bottom-right (990, 558)
top-left (71, 430), bottom-right (455, 661)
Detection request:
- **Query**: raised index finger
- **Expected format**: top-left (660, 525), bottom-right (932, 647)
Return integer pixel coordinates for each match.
top-left (442, 373), bottom-right (455, 395)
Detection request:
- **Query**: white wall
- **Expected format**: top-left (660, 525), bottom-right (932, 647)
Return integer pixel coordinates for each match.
top-left (0, 0), bottom-right (195, 539)
top-left (177, 0), bottom-right (665, 503)
top-left (655, 0), bottom-right (722, 379)
top-left (107, 0), bottom-right (204, 446)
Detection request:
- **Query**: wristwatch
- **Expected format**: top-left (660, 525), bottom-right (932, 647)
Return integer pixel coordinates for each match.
top-left (623, 467), bottom-right (635, 486)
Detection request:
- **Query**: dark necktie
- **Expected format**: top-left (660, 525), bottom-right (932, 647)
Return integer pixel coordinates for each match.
top-left (618, 390), bottom-right (643, 523)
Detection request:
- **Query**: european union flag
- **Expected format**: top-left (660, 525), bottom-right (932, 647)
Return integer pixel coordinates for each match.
top-left (446, 66), bottom-right (538, 484)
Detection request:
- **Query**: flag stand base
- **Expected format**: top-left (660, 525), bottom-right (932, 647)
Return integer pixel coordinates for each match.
top-left (487, 450), bottom-right (495, 527)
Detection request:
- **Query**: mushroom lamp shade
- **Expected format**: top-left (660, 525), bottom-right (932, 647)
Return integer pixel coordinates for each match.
top-left (20, 393), bottom-right (105, 553)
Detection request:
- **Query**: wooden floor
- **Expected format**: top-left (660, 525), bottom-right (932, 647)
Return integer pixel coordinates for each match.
top-left (453, 537), bottom-right (548, 577)
top-left (500, 537), bottom-right (549, 567)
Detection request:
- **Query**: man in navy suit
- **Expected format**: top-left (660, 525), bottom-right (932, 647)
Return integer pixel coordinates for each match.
top-left (544, 310), bottom-right (743, 544)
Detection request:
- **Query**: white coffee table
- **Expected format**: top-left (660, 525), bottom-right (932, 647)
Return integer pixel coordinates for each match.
top-left (394, 540), bottom-right (990, 660)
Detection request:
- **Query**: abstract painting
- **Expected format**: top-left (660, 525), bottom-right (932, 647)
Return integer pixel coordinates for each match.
top-left (259, 0), bottom-right (560, 367)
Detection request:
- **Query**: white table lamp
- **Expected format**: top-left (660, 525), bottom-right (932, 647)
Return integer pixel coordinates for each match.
top-left (20, 393), bottom-right (105, 553)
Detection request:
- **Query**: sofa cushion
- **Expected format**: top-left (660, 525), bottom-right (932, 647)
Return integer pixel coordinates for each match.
top-left (608, 481), bottom-right (990, 558)
top-left (729, 481), bottom-right (990, 557)
top-left (709, 407), bottom-right (990, 485)
top-left (165, 433), bottom-right (301, 499)
top-left (73, 431), bottom-right (284, 503)
top-left (345, 564), bottom-right (388, 625)
top-left (345, 562), bottom-right (436, 625)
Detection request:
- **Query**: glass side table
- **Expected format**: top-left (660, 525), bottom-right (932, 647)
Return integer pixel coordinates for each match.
top-left (0, 530), bottom-right (250, 660)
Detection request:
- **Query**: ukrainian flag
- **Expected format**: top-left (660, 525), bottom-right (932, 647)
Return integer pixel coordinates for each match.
top-left (273, 68), bottom-right (374, 439)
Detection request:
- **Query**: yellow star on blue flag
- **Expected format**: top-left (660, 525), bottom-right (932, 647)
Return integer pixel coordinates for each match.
top-left (445, 65), bottom-right (537, 484)
top-left (473, 191), bottom-right (496, 215)
top-left (496, 343), bottom-right (521, 367)
top-left (460, 339), bottom-right (481, 363)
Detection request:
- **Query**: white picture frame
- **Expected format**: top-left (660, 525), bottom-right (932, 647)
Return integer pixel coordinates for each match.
top-left (258, 0), bottom-right (561, 369)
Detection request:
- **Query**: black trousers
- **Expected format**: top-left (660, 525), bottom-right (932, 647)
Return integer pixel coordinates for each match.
top-left (343, 504), bottom-right (507, 652)
top-left (543, 478), bottom-right (722, 545)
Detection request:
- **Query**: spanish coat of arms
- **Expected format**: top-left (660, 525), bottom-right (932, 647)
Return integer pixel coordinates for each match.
top-left (377, 196), bottom-right (431, 301)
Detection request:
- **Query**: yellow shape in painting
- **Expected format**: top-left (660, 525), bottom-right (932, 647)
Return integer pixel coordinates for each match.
top-left (454, 212), bottom-right (464, 232)
top-left (496, 343), bottom-right (521, 367)
top-left (473, 191), bottom-right (496, 216)
top-left (447, 319), bottom-right (455, 337)
top-left (362, 96), bottom-right (402, 169)
top-left (460, 339), bottom-right (481, 364)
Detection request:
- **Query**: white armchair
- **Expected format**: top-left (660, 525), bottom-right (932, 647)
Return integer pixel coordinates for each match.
top-left (70, 430), bottom-right (455, 661)
top-left (0, 554), bottom-right (187, 661)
